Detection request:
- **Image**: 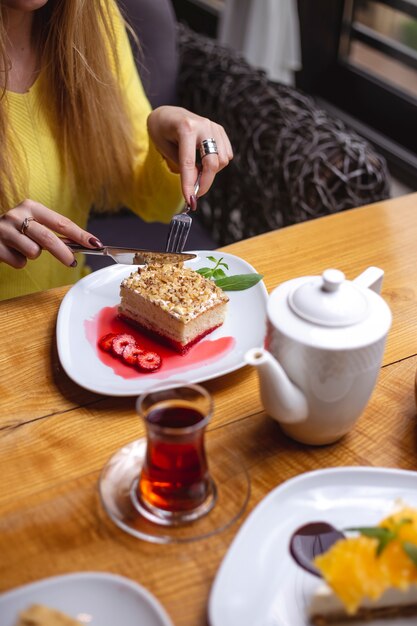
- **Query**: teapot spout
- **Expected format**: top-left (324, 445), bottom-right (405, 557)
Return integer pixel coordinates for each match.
top-left (245, 348), bottom-right (308, 424)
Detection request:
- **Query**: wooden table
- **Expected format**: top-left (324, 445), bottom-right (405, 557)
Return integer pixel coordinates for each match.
top-left (1, 193), bottom-right (417, 625)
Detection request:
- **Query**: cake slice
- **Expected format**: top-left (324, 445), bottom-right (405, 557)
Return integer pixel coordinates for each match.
top-left (118, 264), bottom-right (229, 353)
top-left (309, 583), bottom-right (417, 624)
top-left (309, 506), bottom-right (417, 624)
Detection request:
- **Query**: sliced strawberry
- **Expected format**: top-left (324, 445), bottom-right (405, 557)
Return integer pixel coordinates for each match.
top-left (98, 333), bottom-right (118, 352)
top-left (137, 351), bottom-right (162, 372)
top-left (111, 333), bottom-right (136, 356)
top-left (122, 343), bottom-right (144, 365)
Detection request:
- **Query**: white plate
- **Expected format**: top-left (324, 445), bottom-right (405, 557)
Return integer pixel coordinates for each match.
top-left (57, 251), bottom-right (268, 396)
top-left (0, 571), bottom-right (173, 626)
top-left (209, 467), bottom-right (417, 626)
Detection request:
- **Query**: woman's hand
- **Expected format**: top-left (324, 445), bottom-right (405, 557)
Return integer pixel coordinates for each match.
top-left (147, 106), bottom-right (233, 206)
top-left (0, 199), bottom-right (102, 269)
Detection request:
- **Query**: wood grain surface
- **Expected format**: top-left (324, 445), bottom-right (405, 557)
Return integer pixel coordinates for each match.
top-left (1, 193), bottom-right (417, 625)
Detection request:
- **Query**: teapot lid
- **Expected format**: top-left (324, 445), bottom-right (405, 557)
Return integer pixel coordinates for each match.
top-left (288, 269), bottom-right (368, 327)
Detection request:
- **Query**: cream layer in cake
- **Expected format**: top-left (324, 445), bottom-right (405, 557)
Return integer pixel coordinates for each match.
top-left (17, 604), bottom-right (81, 626)
top-left (309, 583), bottom-right (417, 625)
top-left (118, 264), bottom-right (229, 353)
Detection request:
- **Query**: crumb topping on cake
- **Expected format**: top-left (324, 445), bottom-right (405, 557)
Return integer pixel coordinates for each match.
top-left (121, 265), bottom-right (229, 323)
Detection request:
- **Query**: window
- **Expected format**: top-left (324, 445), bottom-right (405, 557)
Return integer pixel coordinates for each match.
top-left (342, 1), bottom-right (417, 99)
top-left (297, 0), bottom-right (417, 185)
top-left (172, 0), bottom-right (222, 38)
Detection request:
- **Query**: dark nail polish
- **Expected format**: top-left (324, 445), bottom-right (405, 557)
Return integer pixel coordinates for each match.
top-left (89, 237), bottom-right (103, 248)
top-left (190, 194), bottom-right (198, 211)
top-left (70, 259), bottom-right (78, 268)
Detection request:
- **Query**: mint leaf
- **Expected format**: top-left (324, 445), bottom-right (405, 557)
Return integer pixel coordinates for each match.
top-left (346, 518), bottom-right (414, 558)
top-left (346, 526), bottom-right (396, 556)
top-left (402, 541), bottom-right (417, 567)
top-left (394, 518), bottom-right (412, 531)
top-left (214, 273), bottom-right (264, 291)
top-left (212, 269), bottom-right (227, 280)
top-left (347, 526), bottom-right (386, 535)
top-left (196, 267), bottom-right (213, 278)
top-left (346, 526), bottom-right (395, 540)
top-left (196, 256), bottom-right (263, 291)
top-left (376, 532), bottom-right (396, 556)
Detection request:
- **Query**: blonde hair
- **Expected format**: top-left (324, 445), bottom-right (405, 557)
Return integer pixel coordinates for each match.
top-left (0, 0), bottom-right (137, 212)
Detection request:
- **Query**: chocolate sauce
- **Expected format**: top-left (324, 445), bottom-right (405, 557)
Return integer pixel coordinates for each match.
top-left (289, 522), bottom-right (345, 577)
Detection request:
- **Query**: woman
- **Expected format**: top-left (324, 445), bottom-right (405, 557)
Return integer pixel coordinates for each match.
top-left (0, 0), bottom-right (232, 300)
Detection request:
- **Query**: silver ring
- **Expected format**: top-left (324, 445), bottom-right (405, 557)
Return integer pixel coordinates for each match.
top-left (20, 217), bottom-right (37, 235)
top-left (199, 138), bottom-right (218, 159)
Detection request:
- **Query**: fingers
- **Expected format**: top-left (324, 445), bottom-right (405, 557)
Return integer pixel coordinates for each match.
top-left (13, 217), bottom-right (78, 267)
top-left (177, 125), bottom-right (201, 205)
top-left (148, 107), bottom-right (233, 205)
top-left (197, 154), bottom-right (218, 199)
top-left (197, 124), bottom-right (233, 197)
top-left (179, 122), bottom-right (233, 202)
top-left (0, 209), bottom-right (43, 267)
top-left (0, 242), bottom-right (30, 269)
top-left (217, 124), bottom-right (234, 166)
top-left (0, 199), bottom-right (103, 269)
top-left (27, 201), bottom-right (102, 248)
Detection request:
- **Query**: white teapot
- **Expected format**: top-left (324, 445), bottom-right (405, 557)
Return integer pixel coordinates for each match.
top-left (245, 267), bottom-right (392, 445)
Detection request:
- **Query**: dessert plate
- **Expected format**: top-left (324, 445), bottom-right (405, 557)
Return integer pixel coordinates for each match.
top-left (57, 250), bottom-right (268, 396)
top-left (209, 467), bottom-right (417, 626)
top-left (0, 571), bottom-right (173, 626)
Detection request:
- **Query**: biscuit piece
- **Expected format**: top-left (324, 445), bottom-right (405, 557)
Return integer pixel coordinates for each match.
top-left (17, 604), bottom-right (81, 626)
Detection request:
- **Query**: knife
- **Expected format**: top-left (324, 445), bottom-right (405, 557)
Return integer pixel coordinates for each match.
top-left (62, 240), bottom-right (196, 266)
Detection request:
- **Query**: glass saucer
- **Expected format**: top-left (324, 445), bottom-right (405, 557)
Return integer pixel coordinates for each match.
top-left (99, 437), bottom-right (250, 544)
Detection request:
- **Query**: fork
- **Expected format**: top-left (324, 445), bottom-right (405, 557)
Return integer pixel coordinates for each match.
top-left (165, 170), bottom-right (202, 253)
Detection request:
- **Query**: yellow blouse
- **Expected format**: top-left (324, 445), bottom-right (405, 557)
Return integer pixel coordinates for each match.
top-left (0, 1), bottom-right (182, 301)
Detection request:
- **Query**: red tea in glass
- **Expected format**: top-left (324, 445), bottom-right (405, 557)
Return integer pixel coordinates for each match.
top-left (135, 384), bottom-right (217, 525)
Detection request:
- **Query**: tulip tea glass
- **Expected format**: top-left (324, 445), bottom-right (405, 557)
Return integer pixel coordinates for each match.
top-left (133, 383), bottom-right (216, 525)
top-left (99, 382), bottom-right (250, 544)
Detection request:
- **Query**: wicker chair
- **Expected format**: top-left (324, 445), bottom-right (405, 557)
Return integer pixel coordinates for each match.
top-left (120, 0), bottom-right (390, 247)
top-left (177, 25), bottom-right (390, 245)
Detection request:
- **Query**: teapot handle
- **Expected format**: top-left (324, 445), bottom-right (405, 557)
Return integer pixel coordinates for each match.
top-left (353, 266), bottom-right (384, 294)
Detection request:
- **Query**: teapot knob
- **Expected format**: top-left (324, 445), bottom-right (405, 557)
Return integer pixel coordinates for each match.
top-left (322, 269), bottom-right (345, 293)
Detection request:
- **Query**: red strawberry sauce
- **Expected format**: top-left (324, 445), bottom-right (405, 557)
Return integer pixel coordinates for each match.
top-left (84, 306), bottom-right (235, 379)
